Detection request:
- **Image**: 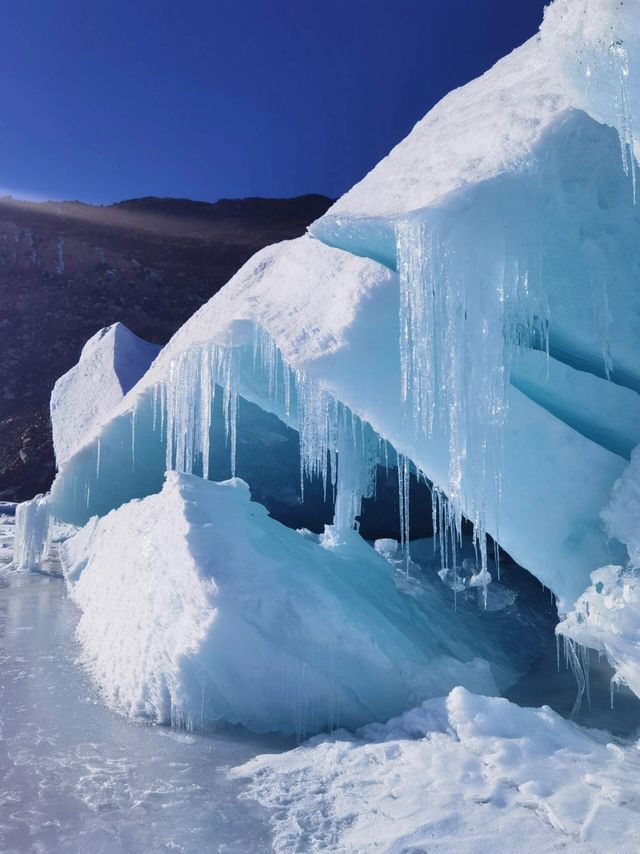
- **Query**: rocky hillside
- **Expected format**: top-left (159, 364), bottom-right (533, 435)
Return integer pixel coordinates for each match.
top-left (0, 194), bottom-right (332, 500)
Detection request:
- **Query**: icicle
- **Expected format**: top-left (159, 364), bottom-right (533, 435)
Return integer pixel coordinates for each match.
top-left (131, 407), bottom-right (137, 470)
top-left (396, 452), bottom-right (411, 575)
top-left (396, 201), bottom-right (547, 586)
top-left (95, 437), bottom-right (101, 479)
top-left (562, 635), bottom-right (588, 721)
top-left (199, 347), bottom-right (213, 480)
top-left (152, 384), bottom-right (158, 433)
top-left (332, 406), bottom-right (377, 535)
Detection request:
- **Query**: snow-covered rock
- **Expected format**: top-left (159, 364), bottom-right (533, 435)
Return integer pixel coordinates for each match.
top-left (50, 322), bottom-right (160, 467)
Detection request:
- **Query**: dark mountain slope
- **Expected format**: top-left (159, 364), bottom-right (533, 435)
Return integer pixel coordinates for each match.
top-left (0, 193), bottom-right (332, 500)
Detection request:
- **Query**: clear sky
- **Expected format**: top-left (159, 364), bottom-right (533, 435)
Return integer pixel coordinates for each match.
top-left (0, 0), bottom-right (548, 205)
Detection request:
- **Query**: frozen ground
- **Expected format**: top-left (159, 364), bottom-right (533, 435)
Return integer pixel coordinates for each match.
top-left (4, 509), bottom-right (640, 854)
top-left (234, 689), bottom-right (640, 854)
top-left (0, 516), bottom-right (291, 854)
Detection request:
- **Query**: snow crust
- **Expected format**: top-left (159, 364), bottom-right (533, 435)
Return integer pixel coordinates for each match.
top-left (234, 687), bottom-right (640, 853)
top-left (314, 0), bottom-right (638, 221)
top-left (61, 472), bottom-right (513, 734)
top-left (50, 322), bottom-right (160, 467)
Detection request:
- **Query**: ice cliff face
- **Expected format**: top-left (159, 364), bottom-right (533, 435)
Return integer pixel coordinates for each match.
top-left (16, 0), bottom-right (640, 730)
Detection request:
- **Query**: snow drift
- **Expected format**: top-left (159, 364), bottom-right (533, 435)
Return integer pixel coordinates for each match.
top-left (233, 687), bottom-right (640, 853)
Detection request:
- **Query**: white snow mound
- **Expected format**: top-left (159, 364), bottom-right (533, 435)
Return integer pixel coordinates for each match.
top-left (61, 472), bottom-right (500, 734)
top-left (234, 686), bottom-right (640, 853)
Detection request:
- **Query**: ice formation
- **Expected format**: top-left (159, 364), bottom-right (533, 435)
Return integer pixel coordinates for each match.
top-left (13, 495), bottom-right (51, 570)
top-left (50, 322), bottom-right (160, 467)
top-left (15, 0), bottom-right (640, 729)
top-left (558, 449), bottom-right (640, 701)
top-left (61, 472), bottom-right (514, 734)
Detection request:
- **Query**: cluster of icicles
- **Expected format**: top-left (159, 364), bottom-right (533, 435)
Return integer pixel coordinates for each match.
top-left (154, 329), bottom-right (405, 544)
top-left (395, 210), bottom-right (550, 591)
top-left (147, 326), bottom-right (502, 601)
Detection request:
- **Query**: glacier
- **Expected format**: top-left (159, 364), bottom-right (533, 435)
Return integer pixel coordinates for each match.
top-left (12, 0), bottom-right (640, 743)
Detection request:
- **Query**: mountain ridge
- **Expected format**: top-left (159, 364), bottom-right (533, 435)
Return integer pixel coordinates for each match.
top-left (0, 193), bottom-right (333, 500)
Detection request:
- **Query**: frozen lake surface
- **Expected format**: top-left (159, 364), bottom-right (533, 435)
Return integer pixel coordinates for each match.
top-left (0, 516), bottom-right (292, 854)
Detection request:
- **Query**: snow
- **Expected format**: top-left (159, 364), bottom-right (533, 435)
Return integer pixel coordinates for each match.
top-left (59, 471), bottom-right (566, 735)
top-left (233, 687), bottom-right (640, 853)
top-left (557, 449), bottom-right (640, 701)
top-left (312, 0), bottom-right (639, 222)
top-left (16, 0), bottom-right (640, 732)
top-left (50, 322), bottom-right (160, 467)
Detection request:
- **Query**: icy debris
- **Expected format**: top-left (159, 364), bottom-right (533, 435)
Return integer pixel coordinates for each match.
top-left (60, 472), bottom-right (501, 735)
top-left (438, 557), bottom-right (492, 604)
top-left (233, 686), bottom-right (640, 854)
top-left (437, 565), bottom-right (466, 594)
top-left (13, 495), bottom-right (52, 570)
top-left (373, 538), bottom-right (398, 561)
top-left (559, 565), bottom-right (640, 702)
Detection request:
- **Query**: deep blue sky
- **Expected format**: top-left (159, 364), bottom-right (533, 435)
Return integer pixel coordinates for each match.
top-left (0, 0), bottom-right (548, 205)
